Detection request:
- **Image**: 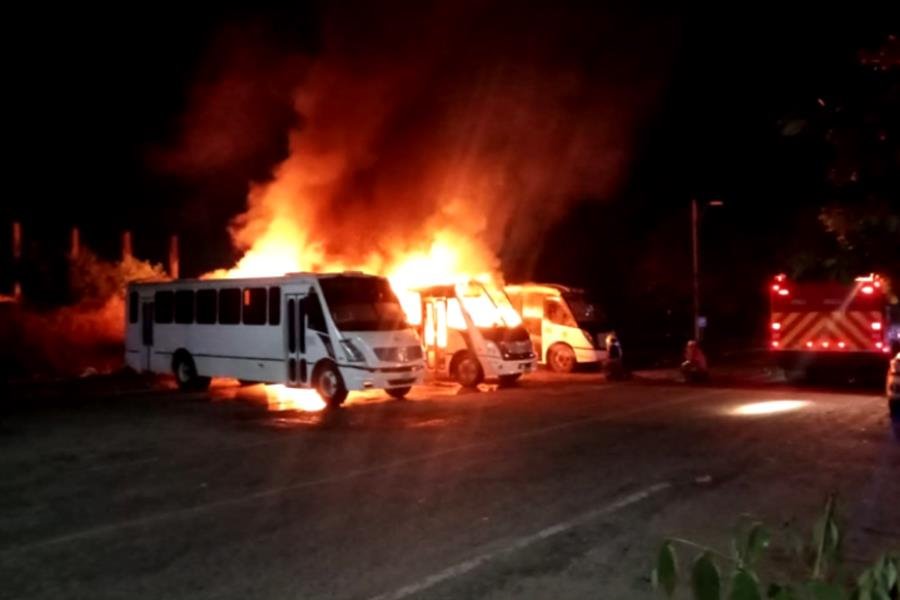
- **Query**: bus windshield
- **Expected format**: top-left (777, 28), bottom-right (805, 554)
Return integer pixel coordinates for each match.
top-left (562, 291), bottom-right (604, 328)
top-left (320, 277), bottom-right (408, 331)
top-left (458, 281), bottom-right (521, 329)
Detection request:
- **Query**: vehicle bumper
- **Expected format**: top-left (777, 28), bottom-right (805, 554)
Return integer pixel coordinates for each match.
top-left (574, 346), bottom-right (607, 364)
top-left (481, 356), bottom-right (535, 379)
top-left (339, 363), bottom-right (426, 391)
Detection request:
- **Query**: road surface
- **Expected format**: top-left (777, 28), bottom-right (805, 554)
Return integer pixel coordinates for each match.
top-left (1, 373), bottom-right (897, 599)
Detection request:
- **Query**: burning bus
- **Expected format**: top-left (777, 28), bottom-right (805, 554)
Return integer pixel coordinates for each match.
top-left (769, 273), bottom-right (898, 376)
top-left (400, 280), bottom-right (535, 387)
top-left (125, 273), bottom-right (425, 407)
top-left (505, 283), bottom-right (610, 372)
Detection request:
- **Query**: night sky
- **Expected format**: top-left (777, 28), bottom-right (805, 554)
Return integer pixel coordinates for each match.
top-left (3, 2), bottom-right (896, 350)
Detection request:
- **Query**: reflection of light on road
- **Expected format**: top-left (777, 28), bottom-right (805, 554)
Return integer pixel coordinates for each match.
top-left (265, 385), bottom-right (326, 412)
top-left (731, 400), bottom-right (810, 416)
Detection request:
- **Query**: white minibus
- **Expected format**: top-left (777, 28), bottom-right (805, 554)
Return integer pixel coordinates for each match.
top-left (125, 273), bottom-right (425, 406)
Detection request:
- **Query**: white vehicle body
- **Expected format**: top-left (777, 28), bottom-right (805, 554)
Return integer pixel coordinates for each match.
top-left (401, 281), bottom-right (535, 386)
top-left (889, 353), bottom-right (900, 409)
top-left (505, 283), bottom-right (609, 372)
top-left (125, 273), bottom-right (424, 404)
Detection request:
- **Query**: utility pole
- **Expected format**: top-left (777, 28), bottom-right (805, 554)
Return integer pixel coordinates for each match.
top-left (691, 198), bottom-right (700, 341)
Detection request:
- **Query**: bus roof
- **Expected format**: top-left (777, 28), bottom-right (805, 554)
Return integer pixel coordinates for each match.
top-left (128, 272), bottom-right (385, 290)
top-left (505, 283), bottom-right (584, 296)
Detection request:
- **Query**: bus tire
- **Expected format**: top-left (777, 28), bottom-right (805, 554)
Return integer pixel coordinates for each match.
top-left (498, 374), bottom-right (521, 387)
top-left (386, 386), bottom-right (411, 400)
top-left (314, 361), bottom-right (348, 408)
top-left (173, 351), bottom-right (211, 392)
top-left (451, 351), bottom-right (484, 388)
top-left (547, 343), bottom-right (576, 373)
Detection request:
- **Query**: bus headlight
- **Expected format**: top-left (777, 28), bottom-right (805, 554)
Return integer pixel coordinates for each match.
top-left (340, 339), bottom-right (366, 362)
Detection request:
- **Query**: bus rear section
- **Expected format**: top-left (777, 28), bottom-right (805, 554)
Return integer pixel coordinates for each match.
top-left (505, 283), bottom-right (609, 373)
top-left (769, 273), bottom-right (895, 376)
top-left (125, 273), bottom-right (425, 406)
top-left (401, 281), bottom-right (535, 387)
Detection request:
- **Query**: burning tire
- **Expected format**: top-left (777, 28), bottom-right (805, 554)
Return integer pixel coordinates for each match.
top-left (386, 386), bottom-right (411, 399)
top-left (173, 351), bottom-right (211, 392)
top-left (314, 361), bottom-right (348, 408)
top-left (498, 374), bottom-right (521, 387)
top-left (451, 351), bottom-right (484, 388)
top-left (547, 343), bottom-right (576, 373)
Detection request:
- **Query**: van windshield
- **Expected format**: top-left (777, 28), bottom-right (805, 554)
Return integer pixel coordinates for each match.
top-left (320, 277), bottom-right (408, 331)
top-left (562, 291), bottom-right (605, 329)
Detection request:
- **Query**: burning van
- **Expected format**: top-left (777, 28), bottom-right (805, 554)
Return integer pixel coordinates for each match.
top-left (505, 283), bottom-right (611, 372)
top-left (400, 280), bottom-right (535, 387)
top-left (125, 272), bottom-right (425, 407)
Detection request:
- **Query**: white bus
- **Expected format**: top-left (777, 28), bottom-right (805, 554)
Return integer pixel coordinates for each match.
top-left (400, 280), bottom-right (535, 387)
top-left (505, 283), bottom-right (610, 372)
top-left (125, 273), bottom-right (425, 407)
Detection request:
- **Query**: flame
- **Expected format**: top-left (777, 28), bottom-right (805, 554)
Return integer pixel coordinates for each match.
top-left (264, 384), bottom-right (327, 412)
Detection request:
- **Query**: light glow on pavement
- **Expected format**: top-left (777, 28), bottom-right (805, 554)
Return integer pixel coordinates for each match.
top-left (730, 400), bottom-right (810, 416)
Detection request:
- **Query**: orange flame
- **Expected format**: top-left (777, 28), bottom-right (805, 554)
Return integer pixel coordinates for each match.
top-left (264, 384), bottom-right (327, 412)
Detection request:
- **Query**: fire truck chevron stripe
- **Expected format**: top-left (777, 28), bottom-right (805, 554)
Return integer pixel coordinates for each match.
top-left (780, 312), bottom-right (819, 348)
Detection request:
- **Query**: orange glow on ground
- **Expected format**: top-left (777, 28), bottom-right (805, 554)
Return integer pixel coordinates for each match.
top-left (264, 385), bottom-right (327, 412)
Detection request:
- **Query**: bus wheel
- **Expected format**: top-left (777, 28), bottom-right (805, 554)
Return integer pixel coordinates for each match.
top-left (173, 352), bottom-right (211, 392)
top-left (314, 362), bottom-right (348, 408)
top-left (498, 374), bottom-right (521, 387)
top-left (451, 351), bottom-right (484, 388)
top-left (386, 386), bottom-right (411, 400)
top-left (547, 343), bottom-right (576, 373)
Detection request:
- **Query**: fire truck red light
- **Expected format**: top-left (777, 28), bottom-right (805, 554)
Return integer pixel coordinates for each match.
top-left (777, 289), bottom-right (789, 296)
top-left (871, 322), bottom-right (882, 331)
top-left (806, 341), bottom-right (814, 348)
top-left (875, 342), bottom-right (883, 349)
top-left (771, 341), bottom-right (779, 348)
top-left (838, 342), bottom-right (846, 349)
top-left (771, 322), bottom-right (781, 330)
top-left (861, 285), bottom-right (874, 294)
top-left (772, 284), bottom-right (780, 291)
top-left (821, 341), bottom-right (830, 348)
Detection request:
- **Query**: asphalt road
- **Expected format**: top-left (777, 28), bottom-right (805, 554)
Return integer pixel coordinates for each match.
top-left (1, 373), bottom-right (898, 599)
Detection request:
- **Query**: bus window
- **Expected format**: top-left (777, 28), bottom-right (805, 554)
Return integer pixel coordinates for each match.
top-left (175, 290), bottom-right (194, 324)
top-left (154, 291), bottom-right (174, 323)
top-left (305, 293), bottom-right (327, 332)
top-left (196, 289), bottom-right (216, 324)
top-left (128, 291), bottom-right (139, 324)
top-left (268, 287), bottom-right (281, 325)
top-left (544, 298), bottom-right (576, 327)
top-left (218, 288), bottom-right (241, 324)
top-left (242, 287), bottom-right (267, 325)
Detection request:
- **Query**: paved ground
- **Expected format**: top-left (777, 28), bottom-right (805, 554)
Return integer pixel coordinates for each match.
top-left (1, 372), bottom-right (898, 599)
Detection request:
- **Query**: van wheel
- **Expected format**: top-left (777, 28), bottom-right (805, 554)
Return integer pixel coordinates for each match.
top-left (314, 362), bottom-right (348, 408)
top-left (387, 386), bottom-right (411, 400)
top-left (498, 374), bottom-right (521, 387)
top-left (173, 352), bottom-right (211, 392)
top-left (547, 343), bottom-right (576, 373)
top-left (451, 351), bottom-right (484, 388)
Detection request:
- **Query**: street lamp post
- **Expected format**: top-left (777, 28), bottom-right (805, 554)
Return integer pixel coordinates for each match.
top-left (691, 198), bottom-right (723, 342)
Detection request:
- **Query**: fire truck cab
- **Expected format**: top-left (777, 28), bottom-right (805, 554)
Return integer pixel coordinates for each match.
top-left (505, 283), bottom-right (610, 372)
top-left (403, 280), bottom-right (535, 387)
top-left (769, 273), bottom-right (896, 375)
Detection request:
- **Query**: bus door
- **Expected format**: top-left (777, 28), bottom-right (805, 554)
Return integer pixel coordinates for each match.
top-left (522, 292), bottom-right (545, 359)
top-left (140, 301), bottom-right (154, 371)
top-left (285, 293), bottom-right (309, 385)
top-left (421, 296), bottom-right (449, 371)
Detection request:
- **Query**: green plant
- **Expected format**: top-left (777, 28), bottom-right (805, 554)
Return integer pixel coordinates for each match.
top-left (651, 495), bottom-right (899, 600)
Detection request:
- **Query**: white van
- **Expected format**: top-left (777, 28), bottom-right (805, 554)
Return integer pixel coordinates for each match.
top-left (505, 283), bottom-right (610, 372)
top-left (401, 280), bottom-right (535, 387)
top-left (125, 273), bottom-right (425, 406)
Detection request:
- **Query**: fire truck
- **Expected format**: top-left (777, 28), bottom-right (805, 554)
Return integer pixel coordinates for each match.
top-left (769, 273), bottom-right (898, 374)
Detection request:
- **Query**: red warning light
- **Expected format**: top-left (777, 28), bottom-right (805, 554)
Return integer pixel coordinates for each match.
top-left (837, 341), bottom-right (846, 349)
top-left (872, 322), bottom-right (883, 331)
top-left (861, 285), bottom-right (874, 294)
top-left (777, 289), bottom-right (790, 296)
top-left (771, 322), bottom-right (782, 331)
top-left (806, 341), bottom-right (814, 349)
top-left (771, 340), bottom-right (780, 348)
